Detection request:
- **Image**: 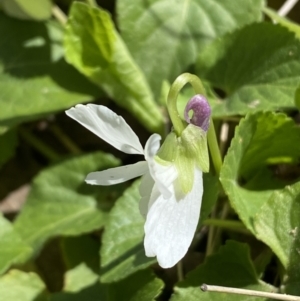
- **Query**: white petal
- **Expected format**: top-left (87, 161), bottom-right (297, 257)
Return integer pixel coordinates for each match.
top-left (139, 172), bottom-right (154, 218)
top-left (144, 134), bottom-right (177, 199)
top-left (66, 104), bottom-right (144, 155)
top-left (144, 168), bottom-right (203, 268)
top-left (86, 161), bottom-right (148, 185)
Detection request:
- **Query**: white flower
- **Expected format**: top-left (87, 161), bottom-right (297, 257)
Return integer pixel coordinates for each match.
top-left (66, 104), bottom-right (203, 268)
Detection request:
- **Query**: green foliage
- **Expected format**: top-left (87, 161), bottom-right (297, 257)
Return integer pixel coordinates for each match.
top-left (117, 0), bottom-right (264, 97)
top-left (100, 180), bottom-right (155, 283)
top-left (254, 182), bottom-right (300, 295)
top-left (171, 241), bottom-right (274, 301)
top-left (197, 23), bottom-right (300, 117)
top-left (14, 152), bottom-right (124, 252)
top-left (0, 270), bottom-right (48, 301)
top-left (1, 1), bottom-right (300, 300)
top-left (220, 112), bottom-right (300, 232)
top-left (0, 129), bottom-right (18, 168)
top-left (0, 0), bottom-right (52, 20)
top-left (263, 8), bottom-right (300, 38)
top-left (51, 268), bottom-right (163, 301)
top-left (64, 2), bottom-right (164, 133)
top-left (0, 12), bottom-right (101, 132)
top-left (0, 214), bottom-right (32, 275)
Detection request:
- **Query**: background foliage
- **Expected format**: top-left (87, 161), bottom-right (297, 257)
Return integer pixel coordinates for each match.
top-left (0, 0), bottom-right (300, 300)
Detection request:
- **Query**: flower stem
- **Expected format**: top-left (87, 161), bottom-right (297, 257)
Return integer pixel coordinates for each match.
top-left (50, 125), bottom-right (82, 154)
top-left (167, 73), bottom-right (206, 134)
top-left (202, 218), bottom-right (250, 235)
top-left (19, 127), bottom-right (60, 162)
top-left (167, 77), bottom-right (187, 136)
top-left (168, 73), bottom-right (222, 174)
top-left (207, 120), bottom-right (222, 176)
top-left (177, 260), bottom-right (184, 281)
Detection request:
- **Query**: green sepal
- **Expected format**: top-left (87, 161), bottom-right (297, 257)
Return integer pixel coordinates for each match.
top-left (181, 124), bottom-right (209, 173)
top-left (175, 143), bottom-right (195, 194)
top-left (156, 131), bottom-right (178, 162)
top-left (156, 125), bottom-right (209, 195)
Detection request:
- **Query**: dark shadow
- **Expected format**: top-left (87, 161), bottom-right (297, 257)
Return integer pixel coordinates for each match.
top-left (100, 242), bottom-right (153, 278)
top-left (238, 163), bottom-right (300, 192)
top-left (50, 282), bottom-right (104, 301)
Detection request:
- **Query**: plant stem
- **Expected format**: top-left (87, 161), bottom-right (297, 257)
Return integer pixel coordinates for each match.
top-left (205, 207), bottom-right (217, 256)
top-left (177, 260), bottom-right (184, 281)
top-left (207, 119), bottom-right (222, 176)
top-left (52, 5), bottom-right (67, 25)
top-left (19, 128), bottom-right (60, 162)
top-left (167, 73), bottom-right (222, 175)
top-left (167, 78), bottom-right (187, 136)
top-left (203, 218), bottom-right (250, 235)
top-left (50, 125), bottom-right (82, 155)
top-left (201, 284), bottom-right (300, 301)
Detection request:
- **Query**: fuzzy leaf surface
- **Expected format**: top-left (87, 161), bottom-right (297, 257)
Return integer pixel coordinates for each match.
top-left (220, 112), bottom-right (300, 233)
top-left (100, 180), bottom-right (155, 283)
top-left (117, 0), bottom-right (264, 97)
top-left (196, 23), bottom-right (300, 117)
top-left (14, 152), bottom-right (124, 252)
top-left (254, 183), bottom-right (300, 295)
top-left (0, 214), bottom-right (32, 275)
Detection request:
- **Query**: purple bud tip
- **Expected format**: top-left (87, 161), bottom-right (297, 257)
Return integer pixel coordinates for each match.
top-left (184, 95), bottom-right (211, 131)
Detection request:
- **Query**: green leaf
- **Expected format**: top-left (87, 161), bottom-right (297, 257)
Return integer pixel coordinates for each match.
top-left (200, 172), bottom-right (219, 222)
top-left (0, 214), bottom-right (32, 275)
top-left (254, 182), bottom-right (300, 295)
top-left (196, 23), bottom-right (300, 117)
top-left (0, 129), bottom-right (18, 169)
top-left (171, 241), bottom-right (274, 301)
top-left (64, 263), bottom-right (98, 293)
top-left (0, 0), bottom-right (52, 20)
top-left (107, 269), bottom-right (163, 301)
top-left (100, 180), bottom-right (155, 283)
top-left (14, 152), bottom-right (125, 252)
top-left (64, 2), bottom-right (164, 133)
top-left (263, 7), bottom-right (300, 39)
top-left (61, 235), bottom-right (100, 293)
top-left (0, 13), bottom-right (102, 129)
top-left (117, 0), bottom-right (264, 97)
top-left (220, 112), bottom-right (300, 233)
top-left (61, 236), bottom-right (99, 271)
top-left (51, 269), bottom-right (163, 301)
top-left (0, 270), bottom-right (47, 301)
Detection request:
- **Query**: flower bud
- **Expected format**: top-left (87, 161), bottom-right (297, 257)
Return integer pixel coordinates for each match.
top-left (184, 95), bottom-right (211, 131)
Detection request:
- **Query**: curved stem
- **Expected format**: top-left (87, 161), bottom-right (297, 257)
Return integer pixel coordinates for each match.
top-left (167, 73), bottom-right (207, 136)
top-left (167, 73), bottom-right (222, 175)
